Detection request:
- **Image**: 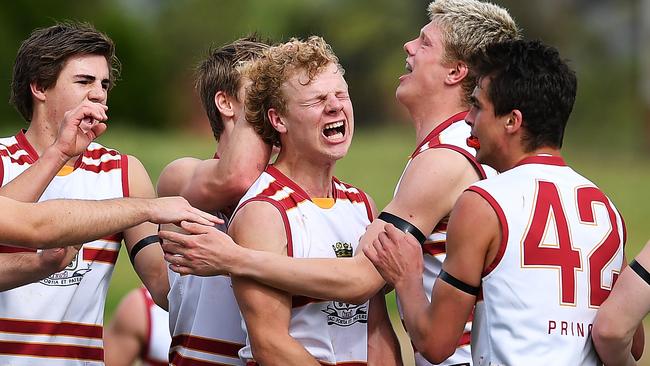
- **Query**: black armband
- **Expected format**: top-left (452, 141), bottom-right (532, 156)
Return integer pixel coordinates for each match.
top-left (129, 235), bottom-right (161, 264)
top-left (378, 212), bottom-right (427, 244)
top-left (438, 269), bottom-right (480, 296)
top-left (630, 260), bottom-right (650, 287)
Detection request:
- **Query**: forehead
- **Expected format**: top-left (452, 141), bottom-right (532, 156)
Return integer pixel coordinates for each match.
top-left (421, 21), bottom-right (444, 43)
top-left (284, 63), bottom-right (347, 96)
top-left (59, 54), bottom-right (110, 78)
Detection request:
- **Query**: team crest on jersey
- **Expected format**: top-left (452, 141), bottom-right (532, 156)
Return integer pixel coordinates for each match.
top-left (39, 251), bottom-right (91, 287)
top-left (332, 242), bottom-right (353, 258)
top-left (321, 302), bottom-right (368, 327)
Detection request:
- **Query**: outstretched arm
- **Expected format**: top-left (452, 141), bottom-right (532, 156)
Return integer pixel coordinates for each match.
top-left (230, 201), bottom-right (320, 365)
top-left (593, 243), bottom-right (650, 365)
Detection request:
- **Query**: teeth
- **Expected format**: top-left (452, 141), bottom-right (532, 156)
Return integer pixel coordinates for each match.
top-left (405, 63), bottom-right (412, 73)
top-left (324, 121), bottom-right (344, 130)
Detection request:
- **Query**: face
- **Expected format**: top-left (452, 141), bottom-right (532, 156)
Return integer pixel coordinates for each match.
top-left (465, 77), bottom-right (508, 171)
top-left (276, 62), bottom-right (354, 163)
top-left (42, 54), bottom-right (110, 126)
top-left (396, 21), bottom-right (449, 108)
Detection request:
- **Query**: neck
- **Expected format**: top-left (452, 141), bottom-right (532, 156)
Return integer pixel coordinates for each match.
top-left (406, 91), bottom-right (467, 145)
top-left (23, 114), bottom-right (59, 157)
top-left (273, 152), bottom-right (335, 198)
top-left (501, 146), bottom-right (562, 172)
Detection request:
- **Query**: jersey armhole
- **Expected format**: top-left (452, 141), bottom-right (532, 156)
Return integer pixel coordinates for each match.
top-left (231, 197), bottom-right (294, 257)
top-left (466, 186), bottom-right (509, 277)
top-left (121, 154), bottom-right (130, 198)
top-left (139, 287), bottom-right (154, 361)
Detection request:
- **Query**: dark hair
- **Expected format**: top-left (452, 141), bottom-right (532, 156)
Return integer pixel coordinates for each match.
top-left (10, 21), bottom-right (120, 122)
top-left (470, 39), bottom-right (577, 151)
top-left (195, 35), bottom-right (270, 141)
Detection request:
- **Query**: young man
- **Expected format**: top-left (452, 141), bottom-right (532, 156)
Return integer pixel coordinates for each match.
top-left (156, 37), bottom-right (271, 365)
top-left (162, 1), bottom-right (519, 364)
top-left (593, 240), bottom-right (649, 365)
top-left (0, 22), bottom-right (169, 365)
top-left (104, 286), bottom-right (170, 366)
top-left (364, 39), bottom-right (643, 365)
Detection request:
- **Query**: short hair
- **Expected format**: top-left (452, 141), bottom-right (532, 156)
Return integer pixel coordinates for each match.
top-left (10, 22), bottom-right (120, 122)
top-left (427, 0), bottom-right (520, 105)
top-left (195, 36), bottom-right (270, 141)
top-left (245, 36), bottom-right (343, 147)
top-left (470, 39), bottom-right (577, 151)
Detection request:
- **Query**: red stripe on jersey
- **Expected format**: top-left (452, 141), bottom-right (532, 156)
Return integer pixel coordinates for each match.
top-left (170, 351), bottom-right (235, 366)
top-left (121, 154), bottom-right (130, 197)
top-left (141, 287), bottom-right (154, 362)
top-left (248, 361), bottom-right (367, 366)
top-left (0, 245), bottom-right (37, 254)
top-left (466, 186), bottom-right (509, 277)
top-left (143, 357), bottom-right (169, 366)
top-left (83, 248), bottom-right (119, 264)
top-left (457, 331), bottom-right (471, 347)
top-left (0, 318), bottom-right (103, 339)
top-left (0, 340), bottom-right (103, 361)
top-left (15, 130), bottom-right (40, 161)
top-left (78, 159), bottom-right (121, 174)
top-left (411, 111), bottom-right (468, 159)
top-left (102, 233), bottom-right (123, 242)
top-left (170, 334), bottom-right (243, 359)
top-left (0, 149), bottom-right (34, 166)
top-left (422, 241), bottom-right (446, 256)
top-left (84, 147), bottom-right (120, 160)
top-left (234, 196), bottom-right (295, 257)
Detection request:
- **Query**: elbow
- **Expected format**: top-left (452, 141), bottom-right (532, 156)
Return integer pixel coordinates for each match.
top-left (413, 335), bottom-right (456, 365)
top-left (344, 287), bottom-right (376, 305)
top-left (592, 315), bottom-right (630, 355)
top-left (249, 333), bottom-right (287, 364)
top-left (419, 345), bottom-right (456, 365)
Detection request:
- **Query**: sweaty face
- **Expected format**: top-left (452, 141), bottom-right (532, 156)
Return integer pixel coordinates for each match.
top-left (276, 62), bottom-right (354, 163)
top-left (395, 21), bottom-right (449, 109)
top-left (465, 77), bottom-right (508, 172)
top-left (41, 54), bottom-right (110, 126)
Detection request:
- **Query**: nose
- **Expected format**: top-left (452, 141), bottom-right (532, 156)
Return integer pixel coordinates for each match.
top-left (88, 84), bottom-right (107, 104)
top-left (465, 109), bottom-right (475, 127)
top-left (325, 94), bottom-right (343, 114)
top-left (404, 38), bottom-right (416, 56)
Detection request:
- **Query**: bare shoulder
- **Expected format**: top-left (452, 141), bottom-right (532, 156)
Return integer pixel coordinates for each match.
top-left (156, 157), bottom-right (201, 197)
top-left (109, 287), bottom-right (147, 336)
top-left (229, 200), bottom-right (287, 254)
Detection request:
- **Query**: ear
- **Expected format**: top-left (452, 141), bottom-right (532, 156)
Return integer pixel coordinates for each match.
top-left (268, 108), bottom-right (287, 134)
top-left (504, 109), bottom-right (523, 135)
top-left (30, 82), bottom-right (47, 102)
top-left (445, 61), bottom-right (469, 86)
top-left (214, 91), bottom-right (235, 118)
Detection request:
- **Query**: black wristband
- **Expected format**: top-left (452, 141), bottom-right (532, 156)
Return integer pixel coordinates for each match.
top-left (630, 260), bottom-right (650, 287)
top-left (129, 235), bottom-right (161, 264)
top-left (378, 212), bottom-right (427, 244)
top-left (438, 269), bottom-right (480, 296)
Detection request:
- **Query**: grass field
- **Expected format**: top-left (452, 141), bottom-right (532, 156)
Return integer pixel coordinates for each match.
top-left (39, 124), bottom-right (650, 364)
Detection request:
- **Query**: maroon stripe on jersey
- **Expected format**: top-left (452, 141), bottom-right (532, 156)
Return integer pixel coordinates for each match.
top-left (15, 130), bottom-right (40, 161)
top-left (334, 180), bottom-right (374, 221)
top-left (0, 318), bottom-right (103, 339)
top-left (411, 111), bottom-right (468, 158)
top-left (102, 233), bottom-right (123, 242)
top-left (170, 334), bottom-right (243, 358)
top-left (234, 196), bottom-right (294, 257)
top-left (0, 245), bottom-right (36, 254)
top-left (248, 362), bottom-right (367, 366)
top-left (466, 186), bottom-right (509, 277)
top-left (0, 340), bottom-right (103, 361)
top-left (83, 248), bottom-right (119, 264)
top-left (619, 208), bottom-right (627, 247)
top-left (0, 149), bottom-right (34, 166)
top-left (78, 159), bottom-right (121, 174)
top-left (143, 357), bottom-right (168, 366)
top-left (85, 147), bottom-right (120, 159)
top-left (422, 241), bottom-right (446, 256)
top-left (515, 155), bottom-right (566, 168)
top-left (434, 144), bottom-right (488, 179)
top-left (170, 351), bottom-right (235, 366)
top-left (266, 165), bottom-right (312, 203)
top-left (121, 154), bottom-right (130, 197)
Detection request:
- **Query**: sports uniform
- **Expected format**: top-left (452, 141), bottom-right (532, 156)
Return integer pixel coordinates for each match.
top-left (468, 155), bottom-right (625, 365)
top-left (235, 165), bottom-right (373, 366)
top-left (0, 130), bottom-right (127, 365)
top-left (395, 111), bottom-right (494, 366)
top-left (139, 287), bottom-right (171, 366)
top-left (167, 204), bottom-right (246, 365)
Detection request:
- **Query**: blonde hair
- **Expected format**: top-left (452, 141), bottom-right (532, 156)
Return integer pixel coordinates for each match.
top-left (245, 36), bottom-right (342, 147)
top-left (428, 0), bottom-right (521, 104)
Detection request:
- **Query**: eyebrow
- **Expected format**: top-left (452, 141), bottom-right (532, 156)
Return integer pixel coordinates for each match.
top-left (74, 74), bottom-right (111, 87)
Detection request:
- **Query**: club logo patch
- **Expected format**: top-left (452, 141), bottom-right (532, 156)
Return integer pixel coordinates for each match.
top-left (322, 302), bottom-right (368, 327)
top-left (39, 252), bottom-right (91, 287)
top-left (332, 242), bottom-right (353, 258)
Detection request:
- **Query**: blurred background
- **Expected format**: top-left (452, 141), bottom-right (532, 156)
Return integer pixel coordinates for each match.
top-left (1, 0), bottom-right (649, 364)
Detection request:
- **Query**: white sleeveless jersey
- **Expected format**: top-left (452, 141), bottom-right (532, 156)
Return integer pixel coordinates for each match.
top-left (395, 112), bottom-right (495, 366)
top-left (167, 209), bottom-right (246, 365)
top-left (139, 287), bottom-right (171, 366)
top-left (235, 165), bottom-right (372, 365)
top-left (468, 155), bottom-right (625, 366)
top-left (0, 130), bottom-right (127, 365)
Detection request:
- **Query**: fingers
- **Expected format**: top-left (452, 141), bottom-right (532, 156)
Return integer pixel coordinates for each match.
top-left (180, 221), bottom-right (218, 235)
top-left (158, 230), bottom-right (193, 248)
top-left (186, 209), bottom-right (223, 226)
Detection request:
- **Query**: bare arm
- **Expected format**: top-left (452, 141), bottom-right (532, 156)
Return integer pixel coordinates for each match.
top-left (0, 195), bottom-right (219, 250)
top-left (593, 242), bottom-right (650, 365)
top-left (367, 290), bottom-right (402, 366)
top-left (365, 191), bottom-right (494, 364)
top-left (178, 114), bottom-right (270, 211)
top-left (104, 288), bottom-right (147, 366)
top-left (230, 201), bottom-right (320, 365)
top-left (124, 155), bottom-right (169, 309)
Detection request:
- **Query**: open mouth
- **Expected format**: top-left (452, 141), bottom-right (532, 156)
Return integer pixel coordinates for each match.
top-left (405, 62), bottom-right (412, 73)
top-left (466, 135), bottom-right (480, 149)
top-left (322, 120), bottom-right (346, 140)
